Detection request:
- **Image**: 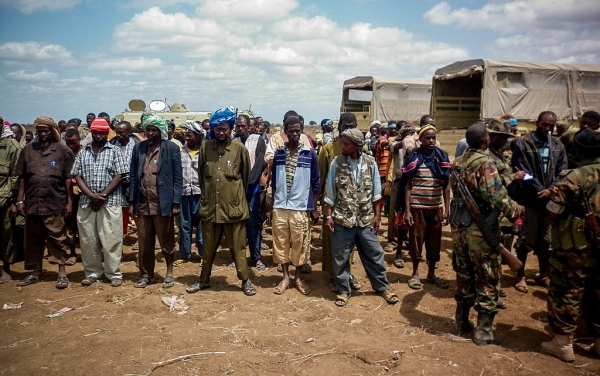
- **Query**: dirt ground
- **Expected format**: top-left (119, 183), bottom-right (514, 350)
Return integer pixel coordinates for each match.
top-left (1, 217), bottom-right (600, 376)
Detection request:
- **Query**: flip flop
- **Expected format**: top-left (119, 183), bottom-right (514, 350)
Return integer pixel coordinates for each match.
top-left (186, 280), bottom-right (210, 294)
top-left (335, 294), bottom-right (350, 307)
top-left (56, 275), bottom-right (69, 289)
top-left (514, 278), bottom-right (529, 293)
top-left (242, 280), bottom-right (256, 296)
top-left (17, 274), bottom-right (41, 287)
top-left (274, 280), bottom-right (289, 295)
top-left (378, 289), bottom-right (399, 304)
top-left (0, 273), bottom-right (12, 284)
top-left (408, 278), bottom-right (423, 290)
top-left (349, 276), bottom-right (362, 291)
top-left (163, 275), bottom-right (175, 289)
top-left (393, 258), bottom-right (405, 269)
top-left (134, 277), bottom-right (151, 289)
top-left (427, 277), bottom-right (449, 289)
top-left (295, 279), bottom-right (311, 295)
top-left (65, 256), bottom-right (77, 266)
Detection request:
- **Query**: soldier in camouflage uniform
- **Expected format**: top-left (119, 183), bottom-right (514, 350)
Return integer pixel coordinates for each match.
top-left (542, 128), bottom-right (600, 362)
top-left (488, 122), bottom-right (526, 306)
top-left (559, 110), bottom-right (600, 169)
top-left (323, 128), bottom-right (397, 307)
top-left (450, 123), bottom-right (525, 345)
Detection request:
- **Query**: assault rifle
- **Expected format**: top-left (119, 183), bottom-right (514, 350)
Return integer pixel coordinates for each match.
top-left (452, 170), bottom-right (524, 271)
top-left (578, 184), bottom-right (600, 249)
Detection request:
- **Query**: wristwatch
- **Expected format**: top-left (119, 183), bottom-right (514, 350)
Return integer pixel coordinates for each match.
top-left (323, 215), bottom-right (332, 220)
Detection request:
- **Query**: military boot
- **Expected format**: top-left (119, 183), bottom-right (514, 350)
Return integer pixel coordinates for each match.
top-left (541, 334), bottom-right (574, 362)
top-left (454, 302), bottom-right (474, 334)
top-left (473, 311), bottom-right (502, 346)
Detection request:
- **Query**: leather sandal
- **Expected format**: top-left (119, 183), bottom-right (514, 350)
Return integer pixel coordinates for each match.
top-left (186, 280), bottom-right (209, 294)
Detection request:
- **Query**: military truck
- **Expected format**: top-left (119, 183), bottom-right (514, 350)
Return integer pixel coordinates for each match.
top-left (114, 99), bottom-right (212, 126)
top-left (340, 76), bottom-right (432, 131)
top-left (431, 59), bottom-right (600, 130)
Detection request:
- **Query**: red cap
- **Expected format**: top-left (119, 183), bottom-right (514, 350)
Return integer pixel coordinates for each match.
top-left (90, 118), bottom-right (110, 133)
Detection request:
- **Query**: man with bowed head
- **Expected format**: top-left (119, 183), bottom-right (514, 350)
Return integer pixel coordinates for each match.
top-left (71, 118), bottom-right (129, 287)
top-left (186, 107), bottom-right (257, 296)
top-left (129, 115), bottom-right (182, 289)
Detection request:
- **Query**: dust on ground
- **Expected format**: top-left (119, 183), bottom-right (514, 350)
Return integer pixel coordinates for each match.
top-left (1, 217), bottom-right (599, 376)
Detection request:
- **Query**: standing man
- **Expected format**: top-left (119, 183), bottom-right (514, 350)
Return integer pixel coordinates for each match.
top-left (511, 111), bottom-right (567, 293)
top-left (560, 110), bottom-right (600, 169)
top-left (175, 121), bottom-right (205, 265)
top-left (398, 123), bottom-right (451, 290)
top-left (269, 116), bottom-right (320, 295)
top-left (542, 128), bottom-right (600, 361)
top-left (186, 107), bottom-right (256, 296)
top-left (129, 115), bottom-right (182, 288)
top-left (450, 123), bottom-right (525, 344)
top-left (15, 116), bottom-right (75, 289)
top-left (0, 123), bottom-right (22, 283)
top-left (72, 118), bottom-right (128, 287)
top-left (234, 114), bottom-right (268, 270)
top-left (110, 121), bottom-right (140, 237)
top-left (318, 112), bottom-right (361, 291)
top-left (324, 128), bottom-right (398, 307)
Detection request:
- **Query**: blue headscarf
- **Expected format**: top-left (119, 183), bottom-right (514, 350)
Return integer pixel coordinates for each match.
top-left (208, 107), bottom-right (237, 139)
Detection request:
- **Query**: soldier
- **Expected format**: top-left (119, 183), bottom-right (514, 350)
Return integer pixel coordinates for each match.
top-left (450, 123), bottom-right (525, 345)
top-left (560, 110), bottom-right (600, 169)
top-left (541, 128), bottom-right (600, 362)
top-left (0, 122), bottom-right (22, 283)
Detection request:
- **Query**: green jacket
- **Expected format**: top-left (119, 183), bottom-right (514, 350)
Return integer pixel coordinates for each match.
top-left (0, 137), bottom-right (21, 207)
top-left (198, 139), bottom-right (250, 223)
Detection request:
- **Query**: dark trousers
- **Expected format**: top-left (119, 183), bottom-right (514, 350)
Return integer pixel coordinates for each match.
top-left (200, 221), bottom-right (249, 284)
top-left (137, 214), bottom-right (175, 279)
top-left (24, 215), bottom-right (69, 270)
top-left (246, 191), bottom-right (263, 263)
top-left (408, 207), bottom-right (443, 263)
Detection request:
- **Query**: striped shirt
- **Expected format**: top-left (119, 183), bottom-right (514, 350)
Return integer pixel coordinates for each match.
top-left (71, 142), bottom-right (129, 208)
top-left (409, 162), bottom-right (444, 209)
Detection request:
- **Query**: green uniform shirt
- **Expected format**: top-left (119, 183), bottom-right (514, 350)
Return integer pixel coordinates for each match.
top-left (198, 139), bottom-right (250, 223)
top-left (451, 149), bottom-right (520, 228)
top-left (0, 137), bottom-right (21, 207)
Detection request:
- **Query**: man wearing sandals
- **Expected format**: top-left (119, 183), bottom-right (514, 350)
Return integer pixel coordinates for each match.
top-left (397, 122), bottom-right (450, 290)
top-left (511, 111), bottom-right (567, 293)
top-left (186, 107), bottom-right (256, 296)
top-left (323, 128), bottom-right (398, 307)
top-left (269, 116), bottom-right (320, 295)
top-left (71, 118), bottom-right (128, 287)
top-left (15, 116), bottom-right (75, 289)
top-left (450, 123), bottom-right (525, 345)
top-left (129, 115), bottom-right (182, 289)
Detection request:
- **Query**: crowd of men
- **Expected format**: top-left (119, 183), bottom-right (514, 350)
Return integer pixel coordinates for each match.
top-left (0, 108), bottom-right (599, 362)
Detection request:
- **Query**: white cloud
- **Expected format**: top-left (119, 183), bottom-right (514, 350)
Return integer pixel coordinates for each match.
top-left (199, 0), bottom-right (299, 21)
top-left (0, 0), bottom-right (81, 14)
top-left (0, 42), bottom-right (73, 64)
top-left (90, 57), bottom-right (164, 72)
top-left (424, 0), bottom-right (600, 33)
top-left (6, 70), bottom-right (58, 82)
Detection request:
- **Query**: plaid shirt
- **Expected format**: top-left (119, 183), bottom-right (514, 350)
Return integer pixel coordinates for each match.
top-left (71, 142), bottom-right (129, 208)
top-left (181, 146), bottom-right (201, 196)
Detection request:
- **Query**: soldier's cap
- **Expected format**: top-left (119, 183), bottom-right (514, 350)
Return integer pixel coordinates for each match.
top-left (341, 128), bottom-right (364, 146)
top-left (574, 128), bottom-right (600, 152)
top-left (487, 123), bottom-right (514, 138)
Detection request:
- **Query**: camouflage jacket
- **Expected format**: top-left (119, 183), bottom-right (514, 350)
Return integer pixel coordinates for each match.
top-left (451, 149), bottom-right (521, 229)
top-left (547, 157), bottom-right (600, 219)
top-left (331, 153), bottom-right (377, 228)
top-left (488, 145), bottom-right (514, 188)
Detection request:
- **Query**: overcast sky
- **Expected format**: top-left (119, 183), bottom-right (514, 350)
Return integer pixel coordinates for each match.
top-left (1, 0), bottom-right (598, 125)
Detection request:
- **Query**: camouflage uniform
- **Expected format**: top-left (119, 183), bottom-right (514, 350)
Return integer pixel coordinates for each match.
top-left (546, 157), bottom-right (600, 336)
top-left (488, 144), bottom-right (517, 250)
top-left (0, 134), bottom-right (22, 267)
top-left (451, 149), bottom-right (521, 313)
